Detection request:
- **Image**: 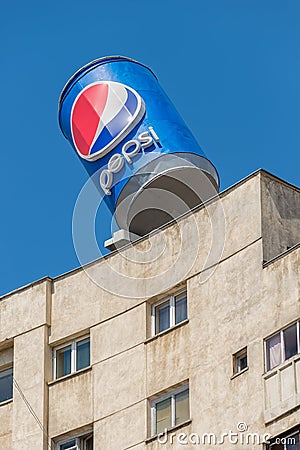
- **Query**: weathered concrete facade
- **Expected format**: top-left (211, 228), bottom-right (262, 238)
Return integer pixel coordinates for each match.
top-left (0, 170), bottom-right (299, 449)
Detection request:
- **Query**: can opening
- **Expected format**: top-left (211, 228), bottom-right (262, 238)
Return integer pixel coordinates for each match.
top-left (114, 153), bottom-right (219, 237)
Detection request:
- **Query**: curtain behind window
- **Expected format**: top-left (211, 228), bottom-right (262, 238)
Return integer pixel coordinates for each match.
top-left (267, 333), bottom-right (281, 370)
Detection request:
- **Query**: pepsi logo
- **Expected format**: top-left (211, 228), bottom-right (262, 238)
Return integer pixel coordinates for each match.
top-left (70, 81), bottom-right (145, 161)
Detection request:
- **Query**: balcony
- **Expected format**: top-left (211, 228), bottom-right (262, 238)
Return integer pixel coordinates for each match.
top-left (264, 354), bottom-right (300, 423)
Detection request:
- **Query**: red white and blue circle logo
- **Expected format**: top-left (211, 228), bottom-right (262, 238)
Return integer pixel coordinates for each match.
top-left (70, 81), bottom-right (145, 161)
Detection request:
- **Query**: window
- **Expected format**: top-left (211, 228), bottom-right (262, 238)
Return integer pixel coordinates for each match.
top-left (0, 367), bottom-right (13, 403)
top-left (151, 385), bottom-right (190, 435)
top-left (233, 348), bottom-right (248, 375)
top-left (265, 321), bottom-right (299, 371)
top-left (267, 427), bottom-right (300, 449)
top-left (57, 433), bottom-right (93, 450)
top-left (53, 336), bottom-right (90, 380)
top-left (151, 290), bottom-right (187, 335)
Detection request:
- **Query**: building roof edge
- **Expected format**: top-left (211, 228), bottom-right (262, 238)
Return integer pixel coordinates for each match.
top-left (1, 169), bottom-right (298, 297)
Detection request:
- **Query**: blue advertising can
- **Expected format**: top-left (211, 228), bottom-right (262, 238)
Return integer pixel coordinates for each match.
top-left (59, 56), bottom-right (219, 241)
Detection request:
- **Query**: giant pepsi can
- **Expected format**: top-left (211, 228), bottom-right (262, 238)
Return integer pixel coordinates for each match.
top-left (59, 56), bottom-right (219, 243)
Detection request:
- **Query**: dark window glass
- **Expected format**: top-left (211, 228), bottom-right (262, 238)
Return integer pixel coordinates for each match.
top-left (156, 302), bottom-right (170, 333)
top-left (286, 432), bottom-right (300, 449)
top-left (156, 397), bottom-right (171, 434)
top-left (239, 353), bottom-right (248, 371)
top-left (239, 354), bottom-right (247, 371)
top-left (60, 440), bottom-right (76, 449)
top-left (76, 339), bottom-right (90, 371)
top-left (85, 435), bottom-right (93, 450)
top-left (283, 324), bottom-right (298, 361)
top-left (175, 295), bottom-right (187, 324)
top-left (268, 431), bottom-right (300, 450)
top-left (56, 345), bottom-right (71, 378)
top-left (175, 389), bottom-right (189, 425)
top-left (0, 368), bottom-right (13, 403)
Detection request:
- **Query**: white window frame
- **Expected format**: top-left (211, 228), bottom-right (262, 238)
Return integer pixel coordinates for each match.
top-left (0, 366), bottom-right (13, 403)
top-left (53, 335), bottom-right (90, 380)
top-left (150, 384), bottom-right (189, 436)
top-left (151, 289), bottom-right (187, 336)
top-left (265, 320), bottom-right (300, 372)
top-left (56, 431), bottom-right (93, 450)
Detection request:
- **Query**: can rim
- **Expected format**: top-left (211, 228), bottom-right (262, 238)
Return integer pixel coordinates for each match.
top-left (58, 55), bottom-right (157, 108)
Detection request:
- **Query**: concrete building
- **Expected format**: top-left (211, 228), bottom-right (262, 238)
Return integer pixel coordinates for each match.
top-left (0, 169), bottom-right (299, 450)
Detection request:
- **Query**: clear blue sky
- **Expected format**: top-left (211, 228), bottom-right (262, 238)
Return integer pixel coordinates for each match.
top-left (0, 0), bottom-right (299, 296)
